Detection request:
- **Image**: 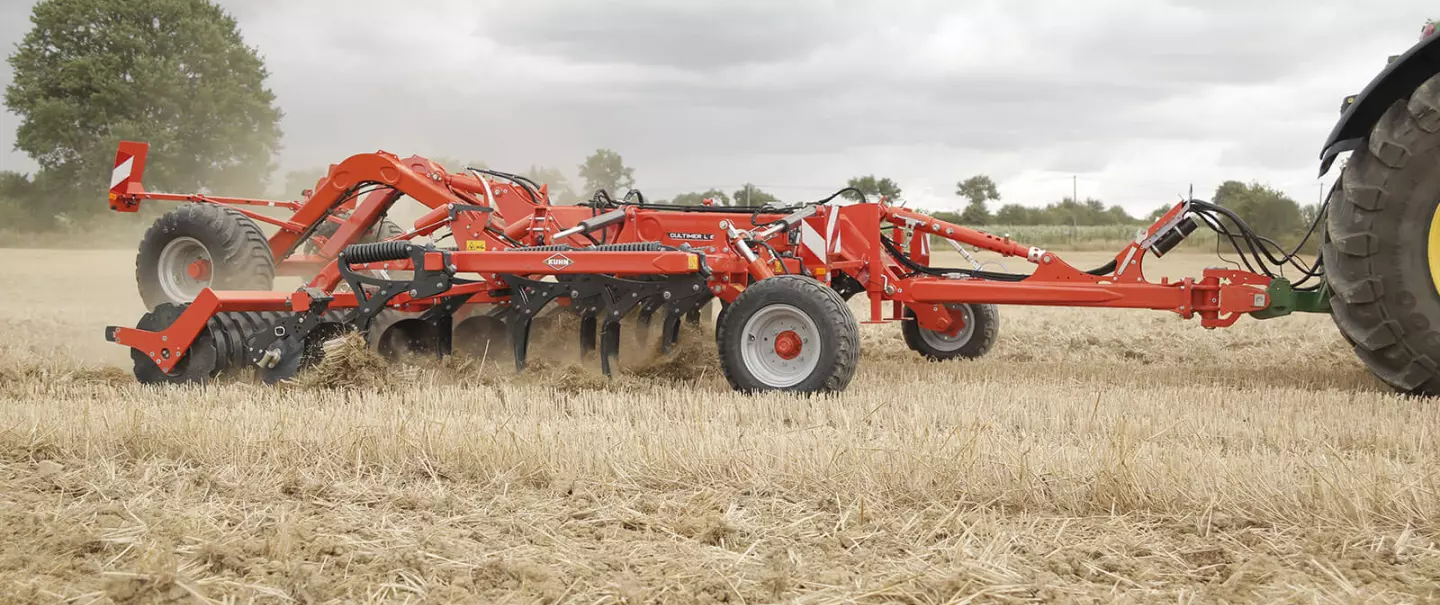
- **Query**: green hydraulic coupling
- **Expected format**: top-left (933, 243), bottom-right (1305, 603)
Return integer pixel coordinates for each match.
top-left (1249, 278), bottom-right (1331, 320)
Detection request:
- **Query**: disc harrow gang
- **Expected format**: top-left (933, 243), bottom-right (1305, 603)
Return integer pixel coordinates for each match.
top-left (105, 139), bottom-right (1337, 394)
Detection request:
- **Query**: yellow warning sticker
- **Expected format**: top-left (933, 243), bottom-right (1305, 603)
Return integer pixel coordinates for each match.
top-left (688, 254), bottom-right (699, 271)
top-left (466, 240), bottom-right (486, 251)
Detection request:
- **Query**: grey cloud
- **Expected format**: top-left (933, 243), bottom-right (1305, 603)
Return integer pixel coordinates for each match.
top-left (0, 0), bottom-right (1435, 213)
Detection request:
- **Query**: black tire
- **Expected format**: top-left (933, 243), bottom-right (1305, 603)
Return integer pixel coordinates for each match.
top-left (901, 303), bottom-right (999, 361)
top-left (303, 218), bottom-right (403, 254)
top-left (373, 219), bottom-right (404, 241)
top-left (716, 275), bottom-right (860, 394)
top-left (131, 303), bottom-right (222, 385)
top-left (136, 204), bottom-right (275, 310)
top-left (1325, 71), bottom-right (1440, 395)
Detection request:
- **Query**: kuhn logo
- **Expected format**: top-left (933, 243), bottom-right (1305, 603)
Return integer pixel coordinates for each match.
top-left (667, 231), bottom-right (714, 241)
top-left (543, 254), bottom-right (574, 270)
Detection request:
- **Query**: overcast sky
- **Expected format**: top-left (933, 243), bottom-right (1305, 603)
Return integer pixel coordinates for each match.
top-left (0, 0), bottom-right (1435, 214)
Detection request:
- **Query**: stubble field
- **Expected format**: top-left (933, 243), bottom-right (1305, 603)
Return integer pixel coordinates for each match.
top-left (1, 247), bottom-right (1438, 604)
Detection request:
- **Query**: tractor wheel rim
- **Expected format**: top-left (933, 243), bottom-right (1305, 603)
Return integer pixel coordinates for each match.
top-left (740, 304), bottom-right (820, 388)
top-left (1429, 202), bottom-right (1440, 296)
top-left (157, 236), bottom-right (211, 302)
top-left (918, 304), bottom-right (975, 351)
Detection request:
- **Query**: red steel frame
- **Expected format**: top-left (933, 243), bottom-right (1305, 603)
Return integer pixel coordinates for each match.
top-left (108, 141), bottom-right (552, 277)
top-left (106, 141), bottom-right (1273, 375)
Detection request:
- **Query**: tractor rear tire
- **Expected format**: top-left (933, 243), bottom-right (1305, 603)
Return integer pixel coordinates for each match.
top-left (136, 204), bottom-right (275, 311)
top-left (1325, 71), bottom-right (1440, 395)
top-left (717, 275), bottom-right (859, 394)
top-left (901, 303), bottom-right (999, 361)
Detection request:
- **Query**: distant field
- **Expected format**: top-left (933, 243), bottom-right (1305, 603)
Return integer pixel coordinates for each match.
top-left (0, 213), bottom-right (1236, 254)
top-left (2, 248), bottom-right (1438, 603)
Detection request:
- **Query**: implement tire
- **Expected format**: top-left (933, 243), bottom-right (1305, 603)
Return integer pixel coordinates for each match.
top-left (303, 217), bottom-right (404, 254)
top-left (136, 204), bottom-right (275, 310)
top-left (1325, 71), bottom-right (1440, 395)
top-left (901, 303), bottom-right (1000, 361)
top-left (717, 275), bottom-right (859, 394)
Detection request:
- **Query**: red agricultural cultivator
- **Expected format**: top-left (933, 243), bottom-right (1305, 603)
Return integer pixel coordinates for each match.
top-left (103, 140), bottom-right (1333, 393)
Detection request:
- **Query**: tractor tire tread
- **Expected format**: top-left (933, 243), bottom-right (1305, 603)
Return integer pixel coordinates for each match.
top-left (1327, 70), bottom-right (1440, 395)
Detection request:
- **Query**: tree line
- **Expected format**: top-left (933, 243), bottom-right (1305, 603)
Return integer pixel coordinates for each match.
top-left (0, 0), bottom-right (1321, 247)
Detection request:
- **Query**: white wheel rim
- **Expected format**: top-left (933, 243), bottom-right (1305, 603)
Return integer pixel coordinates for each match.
top-left (157, 236), bottom-right (211, 302)
top-left (918, 304), bottom-right (975, 352)
top-left (740, 303), bottom-right (821, 388)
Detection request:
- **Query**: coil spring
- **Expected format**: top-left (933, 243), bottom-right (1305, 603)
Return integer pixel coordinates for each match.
top-left (342, 241), bottom-right (412, 264)
top-left (509, 242), bottom-right (664, 252)
top-left (509, 244), bottom-right (574, 252)
top-left (586, 242), bottom-right (664, 252)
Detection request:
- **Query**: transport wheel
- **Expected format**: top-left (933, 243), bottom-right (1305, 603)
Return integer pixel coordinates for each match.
top-left (136, 204), bottom-right (275, 310)
top-left (303, 218), bottom-right (404, 254)
top-left (717, 275), bottom-right (859, 393)
top-left (713, 299), bottom-right (731, 333)
top-left (1325, 72), bottom-right (1440, 395)
top-left (131, 303), bottom-right (222, 385)
top-left (901, 303), bottom-right (1000, 361)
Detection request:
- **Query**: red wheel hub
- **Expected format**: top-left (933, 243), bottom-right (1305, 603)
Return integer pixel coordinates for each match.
top-left (186, 259), bottom-right (212, 281)
top-left (773, 330), bottom-right (803, 360)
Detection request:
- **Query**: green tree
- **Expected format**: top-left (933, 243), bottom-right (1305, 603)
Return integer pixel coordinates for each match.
top-left (1213, 180), bottom-right (1303, 239)
top-left (930, 210), bottom-right (963, 225)
top-left (523, 165), bottom-right (577, 204)
top-left (994, 203), bottom-right (1036, 224)
top-left (955, 174), bottom-right (999, 225)
top-left (279, 168), bottom-right (325, 198)
top-left (578, 149), bottom-right (635, 195)
top-left (842, 175), bottom-right (902, 202)
top-left (5, 0), bottom-right (283, 223)
top-left (731, 183), bottom-right (780, 207)
top-left (1105, 204), bottom-right (1135, 224)
top-left (0, 171), bottom-right (38, 228)
top-left (671, 189), bottom-right (731, 206)
top-left (1146, 204), bottom-right (1170, 222)
top-left (955, 174), bottom-right (999, 204)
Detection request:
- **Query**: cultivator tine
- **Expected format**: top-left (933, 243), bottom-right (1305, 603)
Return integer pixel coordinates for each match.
top-left (654, 279), bottom-right (713, 355)
top-left (599, 321), bottom-right (623, 376)
top-left (494, 273), bottom-right (713, 376)
top-left (579, 315), bottom-right (598, 360)
top-left (634, 300), bottom-right (660, 346)
top-left (594, 277), bottom-right (659, 376)
top-left (508, 314), bottom-right (535, 372)
top-left (416, 293), bottom-right (477, 359)
top-left (500, 275), bottom-right (572, 371)
top-left (661, 311), bottom-right (684, 354)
